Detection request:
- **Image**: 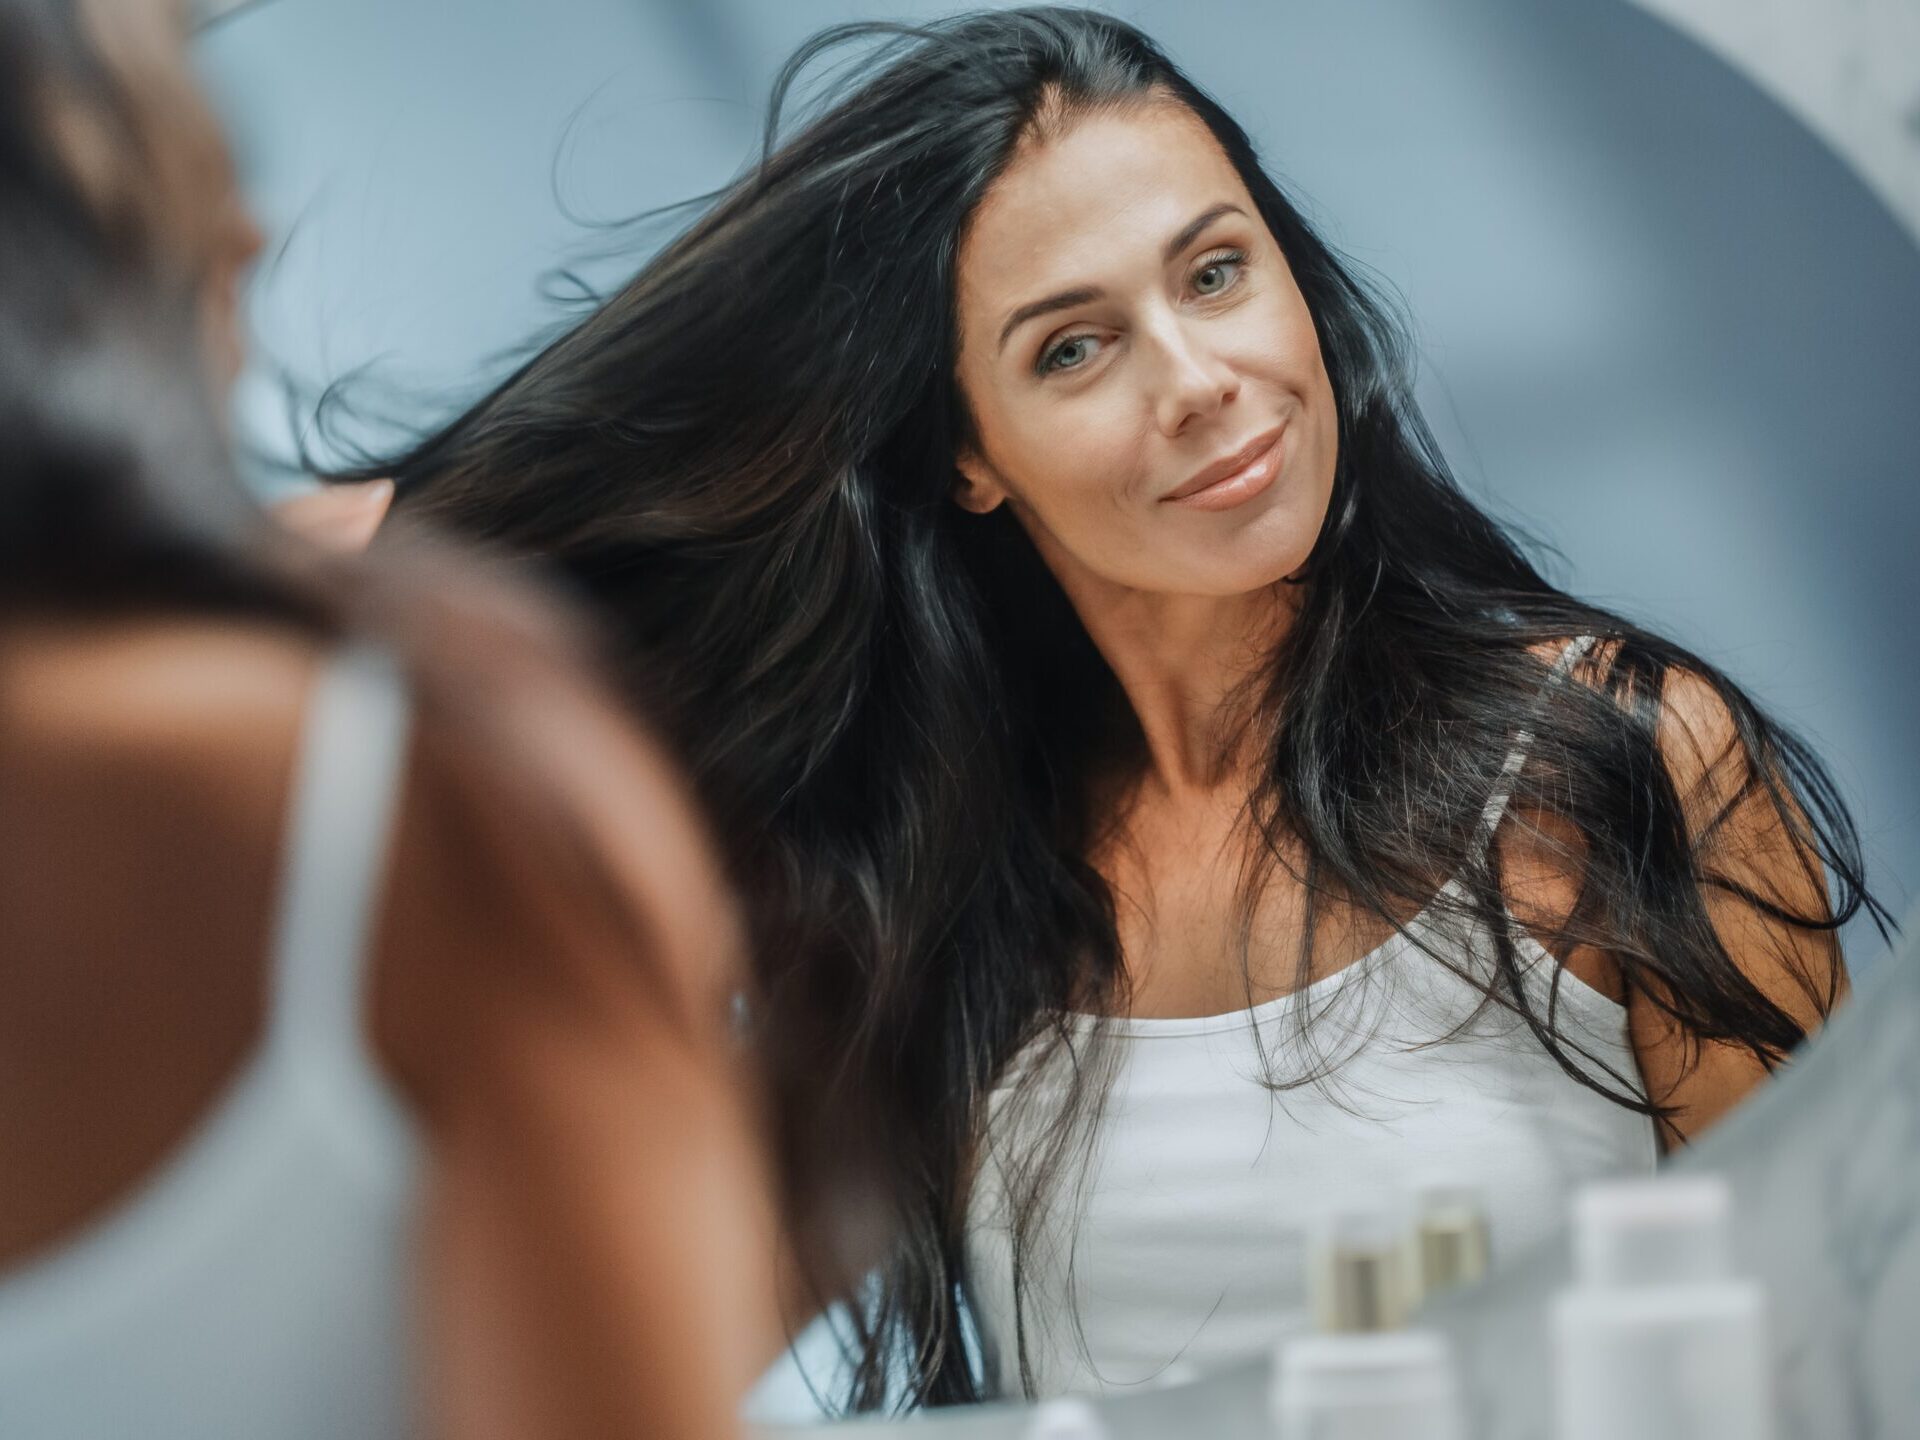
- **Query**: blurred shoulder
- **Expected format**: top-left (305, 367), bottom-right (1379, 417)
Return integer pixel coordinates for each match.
top-left (0, 593), bottom-right (741, 1049)
top-left (348, 551), bottom-right (747, 1108)
top-left (0, 611), bottom-right (321, 828)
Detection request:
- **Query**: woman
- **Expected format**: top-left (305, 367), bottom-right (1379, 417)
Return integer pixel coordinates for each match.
top-left (0, 3), bottom-right (830, 1435)
top-left (327, 6), bottom-right (1886, 1408)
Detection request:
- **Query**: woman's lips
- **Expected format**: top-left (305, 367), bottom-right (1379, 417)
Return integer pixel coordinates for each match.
top-left (1161, 422), bottom-right (1288, 512)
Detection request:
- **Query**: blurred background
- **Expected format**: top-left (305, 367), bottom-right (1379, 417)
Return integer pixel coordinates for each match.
top-left (189, 0), bottom-right (1920, 1419)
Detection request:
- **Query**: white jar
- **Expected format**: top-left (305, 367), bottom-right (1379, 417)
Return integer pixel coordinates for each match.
top-left (1270, 1329), bottom-right (1465, 1440)
top-left (1552, 1174), bottom-right (1771, 1440)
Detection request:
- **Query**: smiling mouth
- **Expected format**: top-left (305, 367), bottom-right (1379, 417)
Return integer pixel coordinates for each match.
top-left (1161, 422), bottom-right (1289, 512)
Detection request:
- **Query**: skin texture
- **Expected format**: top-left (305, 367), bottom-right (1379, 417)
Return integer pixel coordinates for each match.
top-left (948, 98), bottom-right (1842, 1140)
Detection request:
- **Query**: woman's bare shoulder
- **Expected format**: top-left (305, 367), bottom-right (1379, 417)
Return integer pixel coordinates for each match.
top-left (1523, 632), bottom-right (1627, 690)
top-left (0, 600), bottom-right (743, 1064)
top-left (1, 613), bottom-right (319, 759)
top-left (0, 615), bottom-right (325, 1263)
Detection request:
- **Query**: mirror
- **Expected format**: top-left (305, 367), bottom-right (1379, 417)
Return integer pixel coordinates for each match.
top-left (190, 1), bottom-right (1920, 1427)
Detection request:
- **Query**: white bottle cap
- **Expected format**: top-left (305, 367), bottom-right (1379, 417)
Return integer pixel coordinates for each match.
top-left (1271, 1329), bottom-right (1465, 1440)
top-left (1023, 1396), bottom-right (1110, 1440)
top-left (1573, 1174), bottom-right (1732, 1287)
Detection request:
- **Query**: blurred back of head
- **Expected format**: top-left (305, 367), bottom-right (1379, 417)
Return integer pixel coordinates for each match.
top-left (0, 0), bottom-right (881, 1311)
top-left (0, 0), bottom-right (264, 607)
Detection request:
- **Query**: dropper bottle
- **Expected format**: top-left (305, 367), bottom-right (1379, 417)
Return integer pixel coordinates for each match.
top-left (1269, 1330), bottom-right (1466, 1440)
top-left (1275, 1207), bottom-right (1465, 1438)
top-left (1311, 1208), bottom-right (1414, 1334)
top-left (1411, 1180), bottom-right (1492, 1306)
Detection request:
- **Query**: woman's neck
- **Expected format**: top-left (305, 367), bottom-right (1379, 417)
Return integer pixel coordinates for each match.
top-left (1053, 566), bottom-right (1301, 799)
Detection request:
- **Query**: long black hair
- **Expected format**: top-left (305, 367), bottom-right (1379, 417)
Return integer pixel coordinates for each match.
top-left (336, 7), bottom-right (1890, 1409)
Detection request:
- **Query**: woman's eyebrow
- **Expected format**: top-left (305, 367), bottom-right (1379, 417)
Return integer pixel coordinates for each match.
top-left (995, 201), bottom-right (1248, 355)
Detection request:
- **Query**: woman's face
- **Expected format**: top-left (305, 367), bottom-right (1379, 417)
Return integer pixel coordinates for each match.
top-left (951, 100), bottom-right (1338, 601)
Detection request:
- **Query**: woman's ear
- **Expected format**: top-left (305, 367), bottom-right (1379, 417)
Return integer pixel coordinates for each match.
top-left (951, 449), bottom-right (1008, 516)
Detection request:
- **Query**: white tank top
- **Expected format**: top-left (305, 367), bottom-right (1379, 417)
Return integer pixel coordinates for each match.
top-left (964, 636), bottom-right (1659, 1399)
top-left (0, 645), bottom-right (422, 1439)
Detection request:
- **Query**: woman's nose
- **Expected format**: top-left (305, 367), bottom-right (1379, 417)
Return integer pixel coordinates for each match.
top-left (1150, 321), bottom-right (1239, 437)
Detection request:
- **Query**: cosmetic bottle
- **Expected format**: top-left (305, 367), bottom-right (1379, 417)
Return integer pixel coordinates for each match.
top-left (1311, 1209), bottom-right (1413, 1333)
top-left (1269, 1329), bottom-right (1465, 1440)
top-left (1552, 1173), bottom-right (1771, 1440)
top-left (1411, 1180), bottom-right (1491, 1305)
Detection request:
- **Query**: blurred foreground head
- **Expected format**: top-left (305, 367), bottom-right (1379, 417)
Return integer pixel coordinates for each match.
top-left (0, 0), bottom-right (879, 1324)
top-left (4, 0), bottom-right (259, 375)
top-left (0, 0), bottom-right (267, 603)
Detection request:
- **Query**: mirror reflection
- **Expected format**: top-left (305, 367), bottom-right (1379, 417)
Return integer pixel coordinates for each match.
top-left (1, 3), bottom-right (1915, 1437)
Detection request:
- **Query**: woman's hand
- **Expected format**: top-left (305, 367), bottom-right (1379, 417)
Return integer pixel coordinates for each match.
top-left (270, 478), bottom-right (394, 553)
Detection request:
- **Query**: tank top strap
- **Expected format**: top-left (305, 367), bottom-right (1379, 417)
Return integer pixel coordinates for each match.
top-left (261, 642), bottom-right (416, 1172)
top-left (1470, 634), bottom-right (1599, 855)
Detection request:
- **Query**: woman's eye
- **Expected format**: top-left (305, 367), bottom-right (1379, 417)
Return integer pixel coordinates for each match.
top-left (1036, 252), bottom-right (1247, 377)
top-left (1192, 251), bottom-right (1247, 296)
top-left (1040, 333), bottom-right (1102, 375)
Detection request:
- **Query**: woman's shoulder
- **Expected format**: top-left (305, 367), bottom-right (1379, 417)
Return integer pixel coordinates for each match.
top-left (1520, 631), bottom-right (1742, 785)
top-left (351, 573), bottom-right (749, 1113)
top-left (0, 613), bottom-right (327, 1265)
top-left (0, 601), bottom-right (744, 1085)
top-left (1523, 632), bottom-right (1625, 691)
top-left (0, 611), bottom-right (322, 842)
top-left (0, 612), bottom-right (317, 735)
